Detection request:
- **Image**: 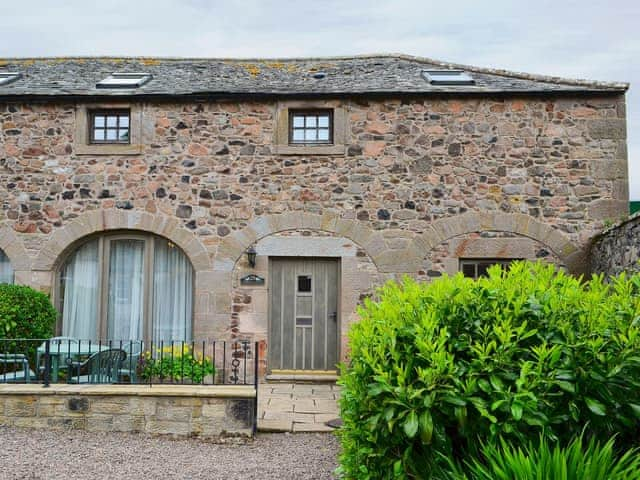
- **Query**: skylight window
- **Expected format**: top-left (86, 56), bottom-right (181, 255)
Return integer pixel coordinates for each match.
top-left (422, 70), bottom-right (475, 86)
top-left (96, 72), bottom-right (152, 89)
top-left (0, 72), bottom-right (22, 86)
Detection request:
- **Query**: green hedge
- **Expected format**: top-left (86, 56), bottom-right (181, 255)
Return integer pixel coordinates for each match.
top-left (338, 262), bottom-right (640, 479)
top-left (0, 284), bottom-right (58, 339)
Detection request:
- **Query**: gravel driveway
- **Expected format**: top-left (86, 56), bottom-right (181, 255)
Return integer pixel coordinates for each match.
top-left (0, 427), bottom-right (339, 479)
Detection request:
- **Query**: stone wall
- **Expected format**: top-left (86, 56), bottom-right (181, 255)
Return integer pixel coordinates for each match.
top-left (590, 214), bottom-right (639, 276)
top-left (0, 384), bottom-right (255, 439)
top-left (422, 231), bottom-right (564, 280)
top-left (0, 93), bottom-right (629, 367)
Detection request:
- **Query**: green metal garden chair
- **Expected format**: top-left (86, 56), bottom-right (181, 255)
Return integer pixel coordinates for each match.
top-left (66, 348), bottom-right (126, 384)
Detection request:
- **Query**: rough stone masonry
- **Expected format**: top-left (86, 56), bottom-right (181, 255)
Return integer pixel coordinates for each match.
top-left (0, 55), bottom-right (629, 373)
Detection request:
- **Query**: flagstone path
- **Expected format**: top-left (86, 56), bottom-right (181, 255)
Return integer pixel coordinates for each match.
top-left (257, 382), bottom-right (341, 433)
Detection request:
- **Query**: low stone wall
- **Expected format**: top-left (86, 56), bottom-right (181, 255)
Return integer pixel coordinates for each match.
top-left (0, 384), bottom-right (256, 440)
top-left (590, 213), bottom-right (640, 276)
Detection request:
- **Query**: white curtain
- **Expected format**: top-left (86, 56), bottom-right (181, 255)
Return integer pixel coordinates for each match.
top-left (107, 239), bottom-right (144, 341)
top-left (61, 240), bottom-right (99, 339)
top-left (153, 239), bottom-right (193, 342)
top-left (0, 250), bottom-right (13, 284)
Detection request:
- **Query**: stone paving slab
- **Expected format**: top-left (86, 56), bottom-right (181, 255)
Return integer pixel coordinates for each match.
top-left (257, 382), bottom-right (341, 433)
top-left (254, 418), bottom-right (293, 432)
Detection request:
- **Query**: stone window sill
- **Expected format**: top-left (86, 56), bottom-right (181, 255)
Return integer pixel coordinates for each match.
top-left (75, 144), bottom-right (144, 156)
top-left (273, 144), bottom-right (345, 155)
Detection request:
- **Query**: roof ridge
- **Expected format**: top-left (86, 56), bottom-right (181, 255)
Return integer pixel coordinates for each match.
top-left (0, 53), bottom-right (629, 90)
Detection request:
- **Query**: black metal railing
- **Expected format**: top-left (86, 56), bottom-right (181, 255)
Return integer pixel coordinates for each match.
top-left (0, 338), bottom-right (258, 387)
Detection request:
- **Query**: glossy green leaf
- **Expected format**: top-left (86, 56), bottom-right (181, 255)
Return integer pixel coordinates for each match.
top-left (403, 410), bottom-right (419, 438)
top-left (419, 410), bottom-right (433, 444)
top-left (585, 397), bottom-right (607, 416)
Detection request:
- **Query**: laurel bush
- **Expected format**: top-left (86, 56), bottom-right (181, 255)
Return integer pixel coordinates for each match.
top-left (338, 262), bottom-right (640, 479)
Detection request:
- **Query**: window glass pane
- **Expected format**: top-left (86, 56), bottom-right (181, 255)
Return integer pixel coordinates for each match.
top-left (298, 275), bottom-right (312, 293)
top-left (461, 259), bottom-right (515, 279)
top-left (306, 116), bottom-right (317, 128)
top-left (305, 129), bottom-right (317, 141)
top-left (296, 318), bottom-right (312, 326)
top-left (119, 129), bottom-right (130, 142)
top-left (106, 116), bottom-right (117, 128)
top-left (296, 296), bottom-right (312, 316)
top-left (153, 239), bottom-right (193, 342)
top-left (93, 129), bottom-right (105, 141)
top-left (119, 115), bottom-right (129, 128)
top-left (61, 240), bottom-right (100, 339)
top-left (106, 129), bottom-right (117, 141)
top-left (0, 249), bottom-right (13, 284)
top-left (461, 263), bottom-right (476, 278)
top-left (292, 130), bottom-right (305, 141)
top-left (477, 263), bottom-right (491, 278)
top-left (318, 129), bottom-right (329, 141)
top-left (107, 239), bottom-right (145, 340)
top-left (318, 116), bottom-right (329, 128)
top-left (93, 115), bottom-right (105, 127)
top-left (293, 116), bottom-right (305, 128)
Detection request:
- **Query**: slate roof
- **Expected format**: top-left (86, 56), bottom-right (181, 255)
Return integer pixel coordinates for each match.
top-left (0, 54), bottom-right (628, 98)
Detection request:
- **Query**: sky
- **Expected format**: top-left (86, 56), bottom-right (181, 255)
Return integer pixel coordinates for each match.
top-left (1, 0), bottom-right (639, 197)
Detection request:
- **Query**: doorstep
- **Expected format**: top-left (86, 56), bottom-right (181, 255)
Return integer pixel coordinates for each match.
top-left (265, 370), bottom-right (338, 383)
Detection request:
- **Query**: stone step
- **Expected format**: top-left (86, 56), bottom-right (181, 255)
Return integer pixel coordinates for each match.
top-left (265, 371), bottom-right (339, 383)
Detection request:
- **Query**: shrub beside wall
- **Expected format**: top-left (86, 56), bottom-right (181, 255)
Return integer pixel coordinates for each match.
top-left (0, 284), bottom-right (58, 339)
top-left (338, 262), bottom-right (640, 479)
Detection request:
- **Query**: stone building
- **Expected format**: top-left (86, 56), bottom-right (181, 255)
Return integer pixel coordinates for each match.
top-left (0, 55), bottom-right (629, 377)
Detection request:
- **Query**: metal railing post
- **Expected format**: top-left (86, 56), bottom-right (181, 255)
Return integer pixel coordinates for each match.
top-left (43, 339), bottom-right (50, 388)
top-left (253, 341), bottom-right (259, 435)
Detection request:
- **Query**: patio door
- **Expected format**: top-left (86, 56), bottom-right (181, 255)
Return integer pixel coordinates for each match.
top-left (268, 258), bottom-right (339, 371)
top-left (104, 238), bottom-right (146, 340)
top-left (60, 233), bottom-right (193, 342)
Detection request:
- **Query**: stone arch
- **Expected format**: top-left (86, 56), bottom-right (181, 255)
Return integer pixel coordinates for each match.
top-left (32, 209), bottom-right (211, 272)
top-left (398, 212), bottom-right (583, 274)
top-left (0, 223), bottom-right (31, 271)
top-left (213, 211), bottom-right (388, 272)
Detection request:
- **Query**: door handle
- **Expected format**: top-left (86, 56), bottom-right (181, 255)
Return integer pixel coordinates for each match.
top-left (329, 312), bottom-right (337, 321)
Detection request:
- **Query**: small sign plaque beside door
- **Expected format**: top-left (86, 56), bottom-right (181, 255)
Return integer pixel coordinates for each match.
top-left (240, 274), bottom-right (265, 286)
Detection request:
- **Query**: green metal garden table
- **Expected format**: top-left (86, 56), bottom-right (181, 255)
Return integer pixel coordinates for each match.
top-left (36, 341), bottom-right (110, 382)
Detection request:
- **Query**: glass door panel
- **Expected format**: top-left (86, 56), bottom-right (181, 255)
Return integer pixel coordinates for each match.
top-left (107, 239), bottom-right (145, 340)
top-left (152, 239), bottom-right (193, 342)
top-left (61, 239), bottom-right (100, 339)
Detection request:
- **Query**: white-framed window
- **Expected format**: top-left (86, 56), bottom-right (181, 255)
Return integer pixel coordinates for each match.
top-left (58, 233), bottom-right (193, 342)
top-left (96, 72), bottom-right (152, 89)
top-left (0, 72), bottom-right (22, 86)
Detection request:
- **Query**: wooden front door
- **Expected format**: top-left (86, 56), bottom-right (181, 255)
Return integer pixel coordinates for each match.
top-left (268, 258), bottom-right (339, 371)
